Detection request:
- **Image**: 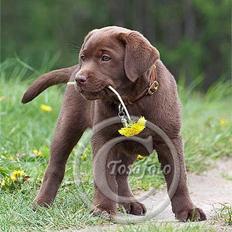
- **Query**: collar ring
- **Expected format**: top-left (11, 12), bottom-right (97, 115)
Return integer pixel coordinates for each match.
top-left (148, 80), bottom-right (159, 95)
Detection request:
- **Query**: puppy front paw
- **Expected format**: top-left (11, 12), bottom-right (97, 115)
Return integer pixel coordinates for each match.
top-left (175, 207), bottom-right (206, 222)
top-left (33, 196), bottom-right (53, 209)
top-left (91, 205), bottom-right (116, 218)
top-left (122, 201), bottom-right (146, 216)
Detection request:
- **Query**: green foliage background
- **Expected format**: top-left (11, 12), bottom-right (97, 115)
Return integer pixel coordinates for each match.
top-left (1, 0), bottom-right (231, 88)
top-left (0, 1), bottom-right (231, 230)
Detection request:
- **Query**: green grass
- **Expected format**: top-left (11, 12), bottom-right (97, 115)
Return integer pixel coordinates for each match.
top-left (107, 223), bottom-right (216, 232)
top-left (0, 59), bottom-right (231, 231)
top-left (214, 204), bottom-right (232, 226)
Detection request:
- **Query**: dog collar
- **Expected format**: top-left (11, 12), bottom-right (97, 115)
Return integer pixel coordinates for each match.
top-left (126, 64), bottom-right (159, 105)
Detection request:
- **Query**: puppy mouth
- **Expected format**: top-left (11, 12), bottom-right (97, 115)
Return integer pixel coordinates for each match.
top-left (79, 85), bottom-right (105, 93)
top-left (75, 79), bottom-right (115, 100)
top-left (78, 85), bottom-right (108, 100)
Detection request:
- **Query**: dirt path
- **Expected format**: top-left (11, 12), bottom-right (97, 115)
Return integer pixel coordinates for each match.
top-left (143, 157), bottom-right (232, 221)
top-left (70, 158), bottom-right (232, 232)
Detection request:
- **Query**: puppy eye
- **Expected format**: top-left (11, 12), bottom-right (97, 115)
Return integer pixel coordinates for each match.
top-left (80, 55), bottom-right (85, 61)
top-left (101, 55), bottom-right (111, 62)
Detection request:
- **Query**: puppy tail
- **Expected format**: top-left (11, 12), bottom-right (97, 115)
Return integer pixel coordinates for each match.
top-left (21, 65), bottom-right (78, 104)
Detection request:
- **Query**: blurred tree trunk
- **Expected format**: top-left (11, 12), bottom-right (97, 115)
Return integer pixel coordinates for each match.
top-left (159, 1), bottom-right (182, 77)
top-left (133, 0), bottom-right (146, 33)
top-left (108, 0), bottom-right (126, 26)
top-left (162, 2), bottom-right (182, 47)
top-left (132, 0), bottom-right (155, 41)
top-left (184, 0), bottom-right (196, 39)
top-left (183, 0), bottom-right (196, 83)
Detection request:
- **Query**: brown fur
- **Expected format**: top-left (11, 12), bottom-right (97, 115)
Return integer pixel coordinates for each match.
top-left (22, 26), bottom-right (206, 222)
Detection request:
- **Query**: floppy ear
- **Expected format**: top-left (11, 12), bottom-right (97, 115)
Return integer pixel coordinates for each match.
top-left (119, 31), bottom-right (160, 82)
top-left (21, 65), bottom-right (79, 104)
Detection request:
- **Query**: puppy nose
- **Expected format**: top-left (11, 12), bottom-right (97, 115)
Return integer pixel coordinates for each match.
top-left (75, 75), bottom-right (87, 85)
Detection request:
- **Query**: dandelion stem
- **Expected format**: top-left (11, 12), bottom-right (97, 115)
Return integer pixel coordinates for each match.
top-left (108, 86), bottom-right (131, 121)
top-left (67, 81), bottom-right (76, 85)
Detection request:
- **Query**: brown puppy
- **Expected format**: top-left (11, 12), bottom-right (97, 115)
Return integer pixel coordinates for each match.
top-left (22, 26), bottom-right (206, 221)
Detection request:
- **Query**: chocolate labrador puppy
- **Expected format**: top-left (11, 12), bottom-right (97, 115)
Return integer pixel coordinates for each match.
top-left (22, 26), bottom-right (206, 221)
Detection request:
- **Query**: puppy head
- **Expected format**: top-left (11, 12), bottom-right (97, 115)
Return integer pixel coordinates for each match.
top-left (21, 26), bottom-right (160, 103)
top-left (75, 26), bottom-right (160, 100)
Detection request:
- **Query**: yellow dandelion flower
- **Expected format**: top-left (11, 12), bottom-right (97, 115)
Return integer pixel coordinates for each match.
top-left (40, 104), bottom-right (53, 112)
top-left (32, 149), bottom-right (43, 157)
top-left (10, 170), bottom-right (25, 182)
top-left (219, 118), bottom-right (228, 127)
top-left (118, 117), bottom-right (146, 137)
top-left (10, 174), bottom-right (17, 182)
top-left (137, 154), bottom-right (145, 160)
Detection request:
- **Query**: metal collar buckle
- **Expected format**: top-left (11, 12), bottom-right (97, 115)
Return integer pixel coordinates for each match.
top-left (148, 80), bottom-right (159, 95)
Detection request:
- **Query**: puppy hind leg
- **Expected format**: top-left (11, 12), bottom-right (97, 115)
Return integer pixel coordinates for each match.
top-left (155, 136), bottom-right (206, 221)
